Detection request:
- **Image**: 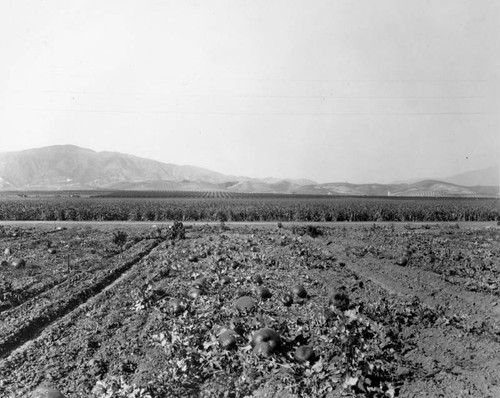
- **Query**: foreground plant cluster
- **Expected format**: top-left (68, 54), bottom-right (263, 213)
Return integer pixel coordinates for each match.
top-left (0, 222), bottom-right (499, 397)
top-left (87, 225), bottom-right (444, 398)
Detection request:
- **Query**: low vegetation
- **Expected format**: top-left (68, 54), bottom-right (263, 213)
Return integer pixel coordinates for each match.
top-left (0, 216), bottom-right (499, 397)
top-left (0, 195), bottom-right (497, 222)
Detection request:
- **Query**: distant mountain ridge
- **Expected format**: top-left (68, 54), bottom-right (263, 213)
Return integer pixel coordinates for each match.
top-left (0, 145), bottom-right (236, 188)
top-left (394, 166), bottom-right (499, 187)
top-left (0, 145), bottom-right (498, 197)
top-left (442, 166), bottom-right (499, 187)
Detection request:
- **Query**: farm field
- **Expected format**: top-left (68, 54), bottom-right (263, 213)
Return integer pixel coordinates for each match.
top-left (0, 195), bottom-right (498, 222)
top-left (0, 222), bottom-right (499, 397)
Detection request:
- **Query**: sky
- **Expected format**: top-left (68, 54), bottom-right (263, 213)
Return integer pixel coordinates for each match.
top-left (0, 0), bottom-right (498, 184)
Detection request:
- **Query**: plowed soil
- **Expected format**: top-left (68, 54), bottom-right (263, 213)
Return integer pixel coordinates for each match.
top-left (0, 222), bottom-right (499, 397)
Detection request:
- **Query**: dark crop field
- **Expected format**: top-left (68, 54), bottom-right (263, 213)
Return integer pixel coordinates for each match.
top-left (0, 192), bottom-right (498, 222)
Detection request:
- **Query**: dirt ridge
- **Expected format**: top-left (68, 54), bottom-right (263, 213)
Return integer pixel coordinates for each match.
top-left (0, 239), bottom-right (160, 360)
top-left (344, 256), bottom-right (500, 397)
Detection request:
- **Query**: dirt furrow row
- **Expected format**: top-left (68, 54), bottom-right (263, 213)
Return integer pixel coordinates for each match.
top-left (344, 257), bottom-right (500, 397)
top-left (346, 258), bottom-right (500, 335)
top-left (1, 224), bottom-right (498, 397)
top-left (0, 255), bottom-right (114, 315)
top-left (0, 238), bottom-right (160, 360)
top-left (0, 239), bottom-right (174, 397)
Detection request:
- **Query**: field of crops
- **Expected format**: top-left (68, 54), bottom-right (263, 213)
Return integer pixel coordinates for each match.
top-left (0, 195), bottom-right (498, 222)
top-left (0, 222), bottom-right (499, 397)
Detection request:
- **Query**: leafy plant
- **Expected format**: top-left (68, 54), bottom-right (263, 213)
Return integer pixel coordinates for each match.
top-left (305, 225), bottom-right (323, 238)
top-left (167, 221), bottom-right (186, 240)
top-left (92, 376), bottom-right (152, 398)
top-left (112, 231), bottom-right (128, 250)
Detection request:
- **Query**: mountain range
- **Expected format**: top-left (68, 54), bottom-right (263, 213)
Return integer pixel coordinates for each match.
top-left (0, 145), bottom-right (498, 197)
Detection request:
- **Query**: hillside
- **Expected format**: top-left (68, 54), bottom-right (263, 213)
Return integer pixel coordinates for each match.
top-left (0, 145), bottom-right (238, 189)
top-left (0, 145), bottom-right (497, 197)
top-left (443, 166), bottom-right (499, 187)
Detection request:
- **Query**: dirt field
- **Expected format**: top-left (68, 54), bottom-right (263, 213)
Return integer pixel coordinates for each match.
top-left (0, 222), bottom-right (499, 397)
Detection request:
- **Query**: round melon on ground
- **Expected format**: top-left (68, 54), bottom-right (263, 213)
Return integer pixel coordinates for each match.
top-left (10, 258), bottom-right (26, 268)
top-left (396, 256), bottom-right (408, 266)
top-left (253, 342), bottom-right (273, 357)
top-left (192, 276), bottom-right (207, 289)
top-left (31, 385), bottom-right (66, 398)
top-left (251, 328), bottom-right (281, 350)
top-left (218, 329), bottom-right (239, 349)
top-left (291, 284), bottom-right (307, 298)
top-left (236, 296), bottom-right (256, 313)
top-left (187, 287), bottom-right (203, 299)
top-left (255, 286), bottom-right (272, 300)
top-left (169, 298), bottom-right (184, 315)
top-left (294, 345), bottom-right (316, 363)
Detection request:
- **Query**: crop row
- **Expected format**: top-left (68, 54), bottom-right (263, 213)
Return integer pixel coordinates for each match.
top-left (0, 197), bottom-right (498, 222)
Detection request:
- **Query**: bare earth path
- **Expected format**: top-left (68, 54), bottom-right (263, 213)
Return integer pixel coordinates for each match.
top-left (0, 220), bottom-right (497, 229)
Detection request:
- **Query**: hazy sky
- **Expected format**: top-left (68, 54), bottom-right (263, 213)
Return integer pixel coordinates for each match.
top-left (0, 0), bottom-right (498, 183)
